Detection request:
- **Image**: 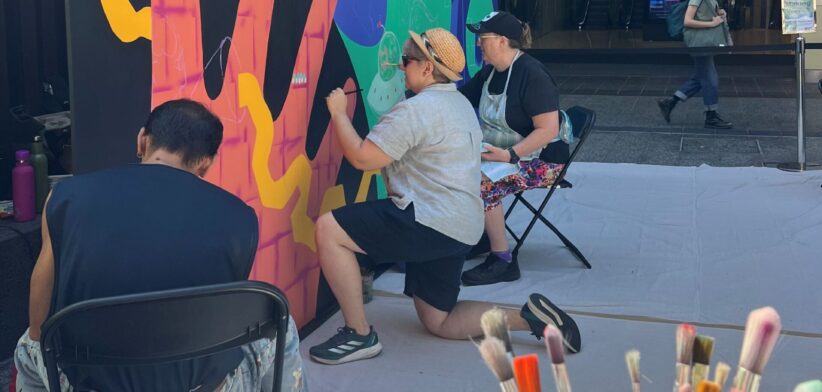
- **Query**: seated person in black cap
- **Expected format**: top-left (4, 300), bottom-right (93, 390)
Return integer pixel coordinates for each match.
top-left (459, 11), bottom-right (571, 287)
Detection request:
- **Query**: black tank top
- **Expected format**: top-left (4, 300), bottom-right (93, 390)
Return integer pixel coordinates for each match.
top-left (46, 163), bottom-right (259, 391)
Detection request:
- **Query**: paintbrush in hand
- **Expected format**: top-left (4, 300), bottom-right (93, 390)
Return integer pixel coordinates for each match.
top-left (732, 306), bottom-right (781, 392)
top-left (674, 323), bottom-right (697, 391)
top-left (691, 335), bottom-right (715, 386)
top-left (545, 324), bottom-right (571, 392)
top-left (479, 337), bottom-right (519, 392)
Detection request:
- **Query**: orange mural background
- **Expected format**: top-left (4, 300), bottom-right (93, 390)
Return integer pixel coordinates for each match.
top-left (143, 0), bottom-right (344, 327)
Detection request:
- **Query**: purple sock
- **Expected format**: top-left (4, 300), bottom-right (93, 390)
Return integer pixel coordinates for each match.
top-left (493, 251), bottom-right (513, 263)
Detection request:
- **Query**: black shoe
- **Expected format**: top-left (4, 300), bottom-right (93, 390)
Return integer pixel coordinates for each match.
top-left (521, 293), bottom-right (581, 353)
top-left (657, 98), bottom-right (676, 124)
top-left (466, 233), bottom-right (491, 259)
top-left (705, 111), bottom-right (733, 129)
top-left (461, 253), bottom-right (520, 286)
top-left (309, 326), bottom-right (382, 365)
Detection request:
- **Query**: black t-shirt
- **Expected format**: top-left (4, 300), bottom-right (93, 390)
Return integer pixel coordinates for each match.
top-left (459, 53), bottom-right (569, 163)
top-left (46, 164), bottom-right (259, 391)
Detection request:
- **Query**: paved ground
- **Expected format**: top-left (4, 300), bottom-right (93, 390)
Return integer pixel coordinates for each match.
top-left (549, 62), bottom-right (822, 167)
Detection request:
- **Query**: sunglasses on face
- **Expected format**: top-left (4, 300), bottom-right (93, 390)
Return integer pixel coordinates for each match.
top-left (401, 54), bottom-right (420, 67)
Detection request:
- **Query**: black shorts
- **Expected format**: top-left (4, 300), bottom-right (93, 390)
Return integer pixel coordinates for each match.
top-left (332, 199), bottom-right (471, 312)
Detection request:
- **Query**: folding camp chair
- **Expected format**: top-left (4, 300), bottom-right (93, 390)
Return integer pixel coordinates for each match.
top-left (40, 281), bottom-right (290, 392)
top-left (504, 106), bottom-right (596, 269)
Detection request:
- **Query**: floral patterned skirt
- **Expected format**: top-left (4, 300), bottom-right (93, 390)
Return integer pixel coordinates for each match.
top-left (481, 159), bottom-right (565, 211)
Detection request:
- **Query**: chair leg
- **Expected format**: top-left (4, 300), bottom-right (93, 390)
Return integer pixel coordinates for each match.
top-left (537, 214), bottom-right (592, 269)
top-left (514, 197), bottom-right (592, 269)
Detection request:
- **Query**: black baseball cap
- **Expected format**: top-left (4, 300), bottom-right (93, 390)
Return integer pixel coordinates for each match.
top-left (467, 11), bottom-right (523, 42)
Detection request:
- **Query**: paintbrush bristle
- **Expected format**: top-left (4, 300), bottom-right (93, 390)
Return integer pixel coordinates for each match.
top-left (544, 324), bottom-right (565, 364)
top-left (625, 349), bottom-right (640, 383)
top-left (692, 335), bottom-right (715, 365)
top-left (696, 380), bottom-right (721, 392)
top-left (793, 380), bottom-right (822, 392)
top-left (482, 307), bottom-right (513, 354)
top-left (479, 337), bottom-right (514, 382)
top-left (714, 362), bottom-right (731, 386)
top-left (676, 323), bottom-right (697, 364)
top-left (738, 306), bottom-right (782, 374)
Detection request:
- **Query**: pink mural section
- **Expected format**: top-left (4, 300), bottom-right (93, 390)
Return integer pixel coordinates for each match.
top-left (147, 0), bottom-right (342, 327)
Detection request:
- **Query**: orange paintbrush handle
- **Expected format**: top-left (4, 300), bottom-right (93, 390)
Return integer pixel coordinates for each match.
top-left (513, 354), bottom-right (541, 392)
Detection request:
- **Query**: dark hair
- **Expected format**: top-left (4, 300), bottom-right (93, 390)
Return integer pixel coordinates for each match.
top-left (507, 22), bottom-right (532, 49)
top-left (143, 99), bottom-right (223, 166)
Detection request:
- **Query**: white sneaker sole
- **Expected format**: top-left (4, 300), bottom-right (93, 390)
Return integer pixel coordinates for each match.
top-left (310, 342), bottom-right (383, 365)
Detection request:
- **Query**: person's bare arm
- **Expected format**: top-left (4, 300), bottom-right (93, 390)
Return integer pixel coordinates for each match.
top-left (684, 4), bottom-right (723, 28)
top-left (327, 88), bottom-right (394, 171)
top-left (482, 111), bottom-right (560, 162)
top-left (28, 194), bottom-right (53, 341)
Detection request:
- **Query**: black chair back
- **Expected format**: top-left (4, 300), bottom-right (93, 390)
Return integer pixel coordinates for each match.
top-left (543, 106), bottom-right (596, 202)
top-left (40, 281), bottom-right (289, 392)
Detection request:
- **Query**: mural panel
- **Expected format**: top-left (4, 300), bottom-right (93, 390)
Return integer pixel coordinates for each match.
top-left (69, 0), bottom-right (495, 328)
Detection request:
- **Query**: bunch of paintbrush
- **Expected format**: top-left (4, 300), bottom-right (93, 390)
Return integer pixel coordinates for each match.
top-left (674, 323), bottom-right (697, 391)
top-left (731, 306), bottom-right (781, 392)
top-left (479, 337), bottom-right (519, 392)
top-left (691, 335), bottom-right (715, 386)
top-left (545, 324), bottom-right (571, 392)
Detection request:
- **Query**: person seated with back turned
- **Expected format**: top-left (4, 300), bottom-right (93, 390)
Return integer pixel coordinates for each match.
top-left (15, 99), bottom-right (306, 391)
top-left (308, 28), bottom-right (581, 366)
top-left (459, 11), bottom-right (571, 287)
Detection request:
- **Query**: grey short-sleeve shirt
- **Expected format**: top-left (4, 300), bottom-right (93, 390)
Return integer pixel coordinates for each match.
top-left (366, 83), bottom-right (484, 245)
top-left (689, 0), bottom-right (718, 21)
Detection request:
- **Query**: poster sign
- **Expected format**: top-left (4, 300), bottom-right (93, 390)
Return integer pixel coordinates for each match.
top-left (782, 0), bottom-right (817, 34)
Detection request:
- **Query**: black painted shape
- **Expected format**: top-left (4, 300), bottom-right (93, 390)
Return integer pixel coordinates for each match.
top-left (263, 0), bottom-right (313, 119)
top-left (200, 0), bottom-right (240, 100)
top-left (304, 22), bottom-right (365, 164)
top-left (67, 0), bottom-right (151, 173)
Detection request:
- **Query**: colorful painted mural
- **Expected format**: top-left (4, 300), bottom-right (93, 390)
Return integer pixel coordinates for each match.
top-left (74, 0), bottom-right (495, 328)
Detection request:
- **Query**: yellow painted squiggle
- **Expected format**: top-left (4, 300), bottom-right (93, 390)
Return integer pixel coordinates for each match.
top-left (239, 73), bottom-right (316, 251)
top-left (100, 0), bottom-right (152, 42)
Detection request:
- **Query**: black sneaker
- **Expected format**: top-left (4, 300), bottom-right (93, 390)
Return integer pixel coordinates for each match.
top-left (657, 98), bottom-right (676, 124)
top-left (309, 326), bottom-right (382, 365)
top-left (704, 111), bottom-right (733, 129)
top-left (521, 293), bottom-right (581, 353)
top-left (461, 253), bottom-right (520, 286)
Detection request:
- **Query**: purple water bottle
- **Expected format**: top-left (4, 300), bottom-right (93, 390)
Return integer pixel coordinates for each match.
top-left (12, 150), bottom-right (36, 222)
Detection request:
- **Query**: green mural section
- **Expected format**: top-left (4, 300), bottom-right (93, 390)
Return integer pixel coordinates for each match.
top-left (336, 0), bottom-right (495, 127)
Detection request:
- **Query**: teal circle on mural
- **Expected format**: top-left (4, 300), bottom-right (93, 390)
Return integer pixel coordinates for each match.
top-left (377, 31), bottom-right (401, 82)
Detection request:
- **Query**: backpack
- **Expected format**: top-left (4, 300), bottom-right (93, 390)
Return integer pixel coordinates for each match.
top-left (667, 0), bottom-right (707, 40)
top-left (666, 1), bottom-right (690, 40)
